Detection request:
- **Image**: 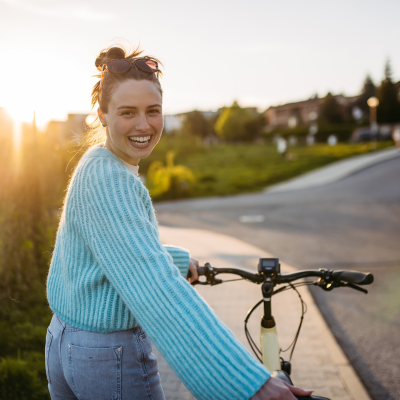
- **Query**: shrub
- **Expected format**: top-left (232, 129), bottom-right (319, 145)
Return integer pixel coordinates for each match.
top-left (0, 357), bottom-right (49, 400)
top-left (265, 124), bottom-right (357, 143)
top-left (316, 124), bottom-right (357, 142)
top-left (147, 151), bottom-right (196, 200)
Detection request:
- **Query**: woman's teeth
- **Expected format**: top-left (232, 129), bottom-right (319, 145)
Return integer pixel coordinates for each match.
top-left (128, 136), bottom-right (151, 146)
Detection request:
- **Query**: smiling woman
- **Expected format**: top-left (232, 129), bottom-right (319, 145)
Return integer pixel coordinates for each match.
top-left (44, 43), bottom-right (306, 400)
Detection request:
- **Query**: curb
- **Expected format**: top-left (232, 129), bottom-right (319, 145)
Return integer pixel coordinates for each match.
top-left (266, 147), bottom-right (399, 194)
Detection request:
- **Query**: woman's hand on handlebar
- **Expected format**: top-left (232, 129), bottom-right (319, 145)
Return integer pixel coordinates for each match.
top-left (187, 258), bottom-right (199, 283)
top-left (252, 377), bottom-right (313, 399)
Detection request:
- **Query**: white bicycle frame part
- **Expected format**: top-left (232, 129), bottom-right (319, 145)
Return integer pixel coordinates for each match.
top-left (260, 325), bottom-right (281, 371)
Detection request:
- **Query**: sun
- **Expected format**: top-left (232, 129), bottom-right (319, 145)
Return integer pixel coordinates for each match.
top-left (5, 105), bottom-right (34, 124)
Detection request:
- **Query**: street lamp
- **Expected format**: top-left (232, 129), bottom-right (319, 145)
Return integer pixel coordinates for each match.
top-left (367, 96), bottom-right (379, 139)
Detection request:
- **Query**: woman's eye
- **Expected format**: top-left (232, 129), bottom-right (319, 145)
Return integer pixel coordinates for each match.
top-left (149, 109), bottom-right (160, 114)
top-left (122, 111), bottom-right (134, 116)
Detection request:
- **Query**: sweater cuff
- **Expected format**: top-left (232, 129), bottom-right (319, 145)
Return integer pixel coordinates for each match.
top-left (249, 374), bottom-right (271, 399)
top-left (163, 245), bottom-right (190, 278)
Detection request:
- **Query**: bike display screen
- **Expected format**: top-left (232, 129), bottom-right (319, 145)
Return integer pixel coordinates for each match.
top-left (258, 258), bottom-right (280, 273)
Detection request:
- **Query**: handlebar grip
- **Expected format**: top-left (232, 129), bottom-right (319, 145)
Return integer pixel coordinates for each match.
top-left (197, 266), bottom-right (207, 276)
top-left (332, 270), bottom-right (374, 285)
top-left (186, 266), bottom-right (208, 279)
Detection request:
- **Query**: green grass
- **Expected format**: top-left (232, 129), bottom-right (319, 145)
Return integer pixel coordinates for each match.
top-left (148, 141), bottom-right (394, 200)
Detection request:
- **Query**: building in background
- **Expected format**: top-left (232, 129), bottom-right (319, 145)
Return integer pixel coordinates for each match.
top-left (65, 113), bottom-right (90, 143)
top-left (265, 95), bottom-right (358, 129)
top-left (46, 120), bottom-right (68, 147)
top-left (46, 113), bottom-right (92, 147)
top-left (163, 113), bottom-right (186, 132)
top-left (164, 110), bottom-right (217, 133)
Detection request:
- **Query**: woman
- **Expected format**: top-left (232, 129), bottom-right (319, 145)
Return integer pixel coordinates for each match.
top-left (45, 44), bottom-right (313, 400)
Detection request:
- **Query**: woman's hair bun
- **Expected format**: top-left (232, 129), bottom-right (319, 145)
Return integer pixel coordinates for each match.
top-left (95, 46), bottom-right (127, 70)
top-left (91, 43), bottom-right (160, 111)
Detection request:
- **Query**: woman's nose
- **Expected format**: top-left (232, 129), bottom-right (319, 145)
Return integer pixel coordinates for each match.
top-left (135, 114), bottom-right (150, 131)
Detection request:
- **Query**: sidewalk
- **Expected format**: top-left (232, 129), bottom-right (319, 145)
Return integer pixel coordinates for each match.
top-left (266, 147), bottom-right (399, 193)
top-left (154, 226), bottom-right (371, 400)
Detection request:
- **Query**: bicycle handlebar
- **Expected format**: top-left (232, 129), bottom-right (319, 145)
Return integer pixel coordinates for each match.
top-left (190, 264), bottom-right (374, 288)
top-left (196, 266), bottom-right (265, 283)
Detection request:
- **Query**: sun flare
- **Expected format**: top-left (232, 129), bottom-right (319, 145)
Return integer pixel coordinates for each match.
top-left (4, 105), bottom-right (35, 150)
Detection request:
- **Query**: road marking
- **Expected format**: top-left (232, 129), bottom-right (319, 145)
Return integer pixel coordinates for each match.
top-left (239, 215), bottom-right (265, 223)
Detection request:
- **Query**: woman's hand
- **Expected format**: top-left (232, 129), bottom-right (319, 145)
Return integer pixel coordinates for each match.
top-left (187, 257), bottom-right (199, 283)
top-left (252, 377), bottom-right (313, 399)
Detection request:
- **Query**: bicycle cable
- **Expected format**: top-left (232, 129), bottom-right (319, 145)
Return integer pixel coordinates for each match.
top-left (244, 299), bottom-right (264, 362)
top-left (279, 283), bottom-right (308, 362)
top-left (244, 281), bottom-right (314, 363)
top-left (220, 278), bottom-right (245, 283)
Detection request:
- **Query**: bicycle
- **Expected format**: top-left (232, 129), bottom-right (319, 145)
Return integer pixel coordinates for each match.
top-left (188, 258), bottom-right (374, 400)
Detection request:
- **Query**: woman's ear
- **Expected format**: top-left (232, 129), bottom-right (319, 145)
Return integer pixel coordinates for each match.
top-left (97, 108), bottom-right (107, 127)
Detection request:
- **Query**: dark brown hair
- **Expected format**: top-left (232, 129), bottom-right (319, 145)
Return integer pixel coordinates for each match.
top-left (91, 44), bottom-right (163, 113)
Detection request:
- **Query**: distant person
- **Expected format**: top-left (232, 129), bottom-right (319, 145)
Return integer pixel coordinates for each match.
top-left (45, 44), bottom-right (313, 400)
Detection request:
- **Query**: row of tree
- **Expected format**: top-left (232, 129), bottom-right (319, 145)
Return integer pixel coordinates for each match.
top-left (171, 60), bottom-right (400, 142)
top-left (178, 103), bottom-right (266, 142)
top-left (320, 60), bottom-right (400, 125)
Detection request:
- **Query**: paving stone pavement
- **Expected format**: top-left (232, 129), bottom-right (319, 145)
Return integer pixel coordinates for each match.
top-left (153, 226), bottom-right (370, 400)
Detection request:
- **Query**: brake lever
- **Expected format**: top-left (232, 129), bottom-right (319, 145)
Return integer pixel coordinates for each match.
top-left (315, 279), bottom-right (368, 294)
top-left (339, 282), bottom-right (368, 294)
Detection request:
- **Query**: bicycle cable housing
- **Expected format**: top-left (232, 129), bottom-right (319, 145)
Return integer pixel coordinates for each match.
top-left (244, 282), bottom-right (311, 364)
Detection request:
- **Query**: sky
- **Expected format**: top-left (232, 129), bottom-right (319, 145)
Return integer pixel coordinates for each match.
top-left (0, 0), bottom-right (399, 128)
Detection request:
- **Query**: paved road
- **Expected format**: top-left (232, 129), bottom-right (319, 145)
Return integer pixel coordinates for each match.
top-left (155, 156), bottom-right (400, 400)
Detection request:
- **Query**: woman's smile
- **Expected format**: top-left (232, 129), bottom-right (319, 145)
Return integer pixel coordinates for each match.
top-left (127, 134), bottom-right (154, 148)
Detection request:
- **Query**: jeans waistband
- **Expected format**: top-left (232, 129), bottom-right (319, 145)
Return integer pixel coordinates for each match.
top-left (51, 313), bottom-right (141, 334)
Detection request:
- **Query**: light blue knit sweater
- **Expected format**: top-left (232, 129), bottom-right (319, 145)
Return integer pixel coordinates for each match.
top-left (47, 146), bottom-right (270, 400)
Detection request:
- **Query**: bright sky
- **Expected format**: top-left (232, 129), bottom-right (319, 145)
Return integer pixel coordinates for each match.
top-left (0, 0), bottom-right (399, 128)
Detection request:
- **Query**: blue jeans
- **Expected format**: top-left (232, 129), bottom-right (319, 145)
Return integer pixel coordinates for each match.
top-left (45, 314), bottom-right (165, 400)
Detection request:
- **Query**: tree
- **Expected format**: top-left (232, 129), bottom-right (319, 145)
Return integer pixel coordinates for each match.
top-left (215, 101), bottom-right (253, 142)
top-left (354, 75), bottom-right (376, 119)
top-left (243, 113), bottom-right (266, 141)
top-left (319, 93), bottom-right (344, 124)
top-left (181, 111), bottom-right (212, 138)
top-left (377, 59), bottom-right (400, 124)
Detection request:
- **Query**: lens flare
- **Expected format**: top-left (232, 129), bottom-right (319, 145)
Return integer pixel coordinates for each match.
top-left (5, 106), bottom-right (34, 151)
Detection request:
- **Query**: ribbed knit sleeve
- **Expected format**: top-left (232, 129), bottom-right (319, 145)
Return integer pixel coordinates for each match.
top-left (75, 156), bottom-right (270, 400)
top-left (163, 245), bottom-right (190, 278)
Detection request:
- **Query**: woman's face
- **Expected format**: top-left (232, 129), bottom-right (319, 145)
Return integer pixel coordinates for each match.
top-left (99, 79), bottom-right (163, 166)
